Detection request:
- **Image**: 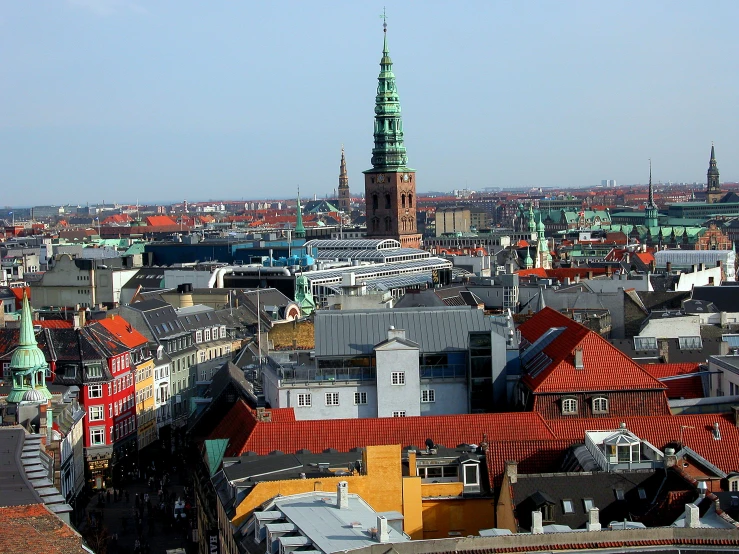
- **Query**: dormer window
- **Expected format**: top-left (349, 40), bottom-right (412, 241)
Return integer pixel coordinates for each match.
top-left (562, 398), bottom-right (578, 415)
top-left (592, 397), bottom-right (609, 414)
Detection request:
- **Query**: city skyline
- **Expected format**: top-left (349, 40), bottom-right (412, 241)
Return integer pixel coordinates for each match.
top-left (1, 1), bottom-right (739, 204)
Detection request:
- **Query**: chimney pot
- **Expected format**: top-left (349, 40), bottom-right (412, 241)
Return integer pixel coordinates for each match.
top-left (685, 503), bottom-right (700, 528)
top-left (377, 515), bottom-right (390, 543)
top-left (337, 481), bottom-right (349, 509)
top-left (531, 511), bottom-right (544, 534)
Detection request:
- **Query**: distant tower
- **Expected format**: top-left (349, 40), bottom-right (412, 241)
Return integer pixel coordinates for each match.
top-left (363, 16), bottom-right (421, 248)
top-left (706, 143), bottom-right (722, 204)
top-left (338, 146), bottom-right (350, 213)
top-left (295, 188), bottom-right (306, 239)
top-left (7, 292), bottom-right (52, 404)
top-left (527, 203), bottom-right (537, 237)
top-left (644, 159), bottom-right (659, 228)
top-left (536, 214), bottom-right (552, 269)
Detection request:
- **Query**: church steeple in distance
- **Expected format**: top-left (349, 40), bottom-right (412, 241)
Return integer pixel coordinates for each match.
top-left (338, 146), bottom-right (350, 213)
top-left (706, 143), bottom-right (722, 204)
top-left (294, 187), bottom-right (305, 239)
top-left (645, 159), bottom-right (658, 228)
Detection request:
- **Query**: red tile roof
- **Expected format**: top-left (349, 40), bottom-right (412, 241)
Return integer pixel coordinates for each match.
top-left (519, 307), bottom-right (666, 394)
top-left (33, 320), bottom-right (73, 329)
top-left (548, 413), bottom-right (739, 475)
top-left (92, 315), bottom-right (148, 349)
top-left (208, 402), bottom-right (557, 458)
top-left (485, 440), bottom-right (573, 487)
top-left (642, 363), bottom-right (705, 399)
top-left (0, 504), bottom-right (87, 554)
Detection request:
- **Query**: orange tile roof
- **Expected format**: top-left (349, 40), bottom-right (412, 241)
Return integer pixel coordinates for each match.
top-left (33, 320), bottom-right (73, 329)
top-left (93, 315), bottom-right (148, 348)
top-left (519, 307), bottom-right (666, 393)
top-left (0, 504), bottom-right (87, 554)
top-left (642, 363), bottom-right (705, 400)
top-left (208, 400), bottom-right (557, 457)
top-left (145, 215), bottom-right (177, 227)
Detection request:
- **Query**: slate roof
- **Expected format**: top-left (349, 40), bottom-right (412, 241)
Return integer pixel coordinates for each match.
top-left (610, 336), bottom-right (724, 364)
top-left (519, 307), bottom-right (666, 394)
top-left (314, 307), bottom-right (495, 357)
top-left (692, 285), bottom-right (739, 313)
top-left (511, 469), bottom-right (689, 531)
top-left (208, 399), bottom-right (557, 458)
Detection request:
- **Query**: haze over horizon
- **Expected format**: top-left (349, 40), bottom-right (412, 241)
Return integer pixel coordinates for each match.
top-left (1, 1), bottom-right (738, 205)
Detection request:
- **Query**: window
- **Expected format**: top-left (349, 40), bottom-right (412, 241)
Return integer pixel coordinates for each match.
top-left (325, 392), bottom-right (339, 406)
top-left (391, 372), bottom-right (405, 385)
top-left (421, 389), bottom-right (435, 403)
top-left (87, 364), bottom-right (103, 379)
top-left (354, 392), bottom-right (367, 405)
top-left (463, 464), bottom-right (479, 485)
top-left (89, 405), bottom-right (104, 422)
top-left (615, 488), bottom-right (625, 501)
top-left (541, 504), bottom-right (554, 523)
top-left (583, 498), bottom-right (594, 511)
top-left (204, 329), bottom-right (211, 341)
top-left (592, 397), bottom-right (608, 414)
top-left (731, 480), bottom-right (739, 492)
top-left (392, 411), bottom-right (406, 417)
top-left (562, 499), bottom-right (574, 514)
top-left (562, 398), bottom-right (578, 415)
top-left (638, 488), bottom-right (647, 500)
top-left (88, 384), bottom-right (103, 398)
top-left (297, 393), bottom-right (311, 407)
top-left (220, 326), bottom-right (226, 339)
top-left (90, 427), bottom-right (106, 445)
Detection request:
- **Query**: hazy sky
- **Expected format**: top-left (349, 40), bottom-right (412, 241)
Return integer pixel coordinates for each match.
top-left (1, 1), bottom-right (738, 205)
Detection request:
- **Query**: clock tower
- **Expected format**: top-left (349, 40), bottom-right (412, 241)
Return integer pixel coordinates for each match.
top-left (363, 19), bottom-right (421, 248)
top-left (706, 143), bottom-right (722, 204)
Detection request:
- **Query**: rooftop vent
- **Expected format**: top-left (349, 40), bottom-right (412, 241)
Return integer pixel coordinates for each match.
top-left (713, 422), bottom-right (721, 441)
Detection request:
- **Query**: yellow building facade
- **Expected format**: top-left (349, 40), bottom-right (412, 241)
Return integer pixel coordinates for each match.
top-left (226, 445), bottom-right (495, 542)
top-left (134, 358), bottom-right (156, 450)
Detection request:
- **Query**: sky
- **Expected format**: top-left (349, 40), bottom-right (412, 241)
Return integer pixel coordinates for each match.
top-left (1, 1), bottom-right (739, 206)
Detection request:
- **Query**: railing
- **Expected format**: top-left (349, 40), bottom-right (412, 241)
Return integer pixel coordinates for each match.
top-left (278, 366), bottom-right (377, 383)
top-left (420, 365), bottom-right (466, 379)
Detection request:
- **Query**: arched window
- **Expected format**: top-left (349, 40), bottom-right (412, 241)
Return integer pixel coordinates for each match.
top-left (372, 194), bottom-right (378, 211)
top-left (562, 398), bottom-right (578, 415)
top-left (385, 217), bottom-right (392, 232)
top-left (408, 193), bottom-right (413, 208)
top-left (385, 193), bottom-right (392, 209)
top-left (592, 397), bottom-right (609, 414)
top-left (401, 194), bottom-right (406, 208)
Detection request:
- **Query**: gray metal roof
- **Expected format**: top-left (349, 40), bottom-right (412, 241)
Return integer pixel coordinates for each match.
top-left (313, 248), bottom-right (429, 262)
top-left (315, 307), bottom-right (496, 357)
top-left (304, 238), bottom-right (400, 251)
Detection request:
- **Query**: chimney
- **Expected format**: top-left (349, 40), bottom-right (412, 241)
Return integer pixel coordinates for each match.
top-left (531, 511), bottom-right (544, 534)
top-left (387, 326), bottom-right (406, 341)
top-left (337, 481), bottom-right (349, 509)
top-left (732, 406), bottom-right (739, 428)
top-left (377, 515), bottom-right (390, 543)
top-left (685, 503), bottom-right (700, 528)
top-left (666, 261), bottom-right (672, 273)
top-left (587, 271), bottom-right (593, 280)
top-left (586, 507), bottom-right (601, 532)
top-left (505, 460), bottom-right (518, 484)
top-left (78, 308), bottom-right (86, 328)
top-left (574, 348), bottom-right (584, 369)
top-left (407, 450), bottom-right (417, 477)
top-left (664, 447), bottom-right (677, 468)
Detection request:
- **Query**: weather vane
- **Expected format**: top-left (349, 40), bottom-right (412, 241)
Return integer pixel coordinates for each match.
top-left (381, 7), bottom-right (387, 32)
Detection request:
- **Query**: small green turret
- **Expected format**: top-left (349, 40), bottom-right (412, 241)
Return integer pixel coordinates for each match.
top-left (295, 188), bottom-right (306, 239)
top-left (8, 292), bottom-right (52, 404)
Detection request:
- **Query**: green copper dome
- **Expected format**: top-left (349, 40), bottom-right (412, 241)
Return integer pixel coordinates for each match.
top-left (366, 23), bottom-right (413, 172)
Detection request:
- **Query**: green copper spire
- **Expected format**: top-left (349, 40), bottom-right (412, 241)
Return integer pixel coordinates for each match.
top-left (8, 292), bottom-right (52, 404)
top-left (367, 16), bottom-right (412, 171)
top-left (294, 187), bottom-right (305, 239)
top-left (645, 159), bottom-right (658, 228)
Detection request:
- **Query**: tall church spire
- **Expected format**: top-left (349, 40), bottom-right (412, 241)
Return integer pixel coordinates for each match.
top-left (645, 159), bottom-right (659, 228)
top-left (294, 187), bottom-right (305, 239)
top-left (368, 17), bottom-right (410, 170)
top-left (706, 143), bottom-right (722, 204)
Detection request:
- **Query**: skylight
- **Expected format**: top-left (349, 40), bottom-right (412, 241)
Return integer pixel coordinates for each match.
top-left (521, 327), bottom-right (565, 367)
top-left (678, 336), bottom-right (702, 350)
top-left (633, 336), bottom-right (657, 351)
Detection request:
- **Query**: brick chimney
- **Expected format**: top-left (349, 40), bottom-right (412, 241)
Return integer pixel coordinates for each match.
top-left (586, 507), bottom-right (601, 531)
top-left (387, 326), bottom-right (406, 341)
top-left (504, 460), bottom-right (518, 484)
top-left (531, 511), bottom-right (543, 534)
top-left (685, 503), bottom-right (700, 528)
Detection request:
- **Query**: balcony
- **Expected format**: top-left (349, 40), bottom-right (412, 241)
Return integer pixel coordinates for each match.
top-left (277, 366), bottom-right (377, 383)
top-left (420, 364), bottom-right (466, 380)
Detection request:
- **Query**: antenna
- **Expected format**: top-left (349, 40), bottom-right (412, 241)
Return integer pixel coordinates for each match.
top-left (381, 7), bottom-right (387, 31)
